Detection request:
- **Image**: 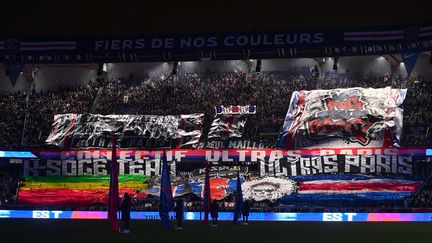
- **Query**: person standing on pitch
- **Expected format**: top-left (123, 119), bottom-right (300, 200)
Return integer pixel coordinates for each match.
top-left (210, 200), bottom-right (219, 227)
top-left (242, 200), bottom-right (250, 225)
top-left (120, 192), bottom-right (132, 233)
top-left (175, 198), bottom-right (184, 230)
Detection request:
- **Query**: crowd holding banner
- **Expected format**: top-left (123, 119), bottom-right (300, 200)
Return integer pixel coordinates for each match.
top-left (1, 71), bottom-right (432, 215)
top-left (15, 147), bottom-right (426, 206)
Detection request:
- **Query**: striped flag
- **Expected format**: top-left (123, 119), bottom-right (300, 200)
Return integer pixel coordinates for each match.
top-left (298, 178), bottom-right (421, 195)
top-left (344, 30), bottom-right (404, 41)
top-left (19, 41), bottom-right (77, 51)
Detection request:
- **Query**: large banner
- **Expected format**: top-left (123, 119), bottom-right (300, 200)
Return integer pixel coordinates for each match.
top-left (25, 148), bottom-right (419, 177)
top-left (193, 105), bottom-right (276, 149)
top-left (2, 23), bottom-right (432, 63)
top-left (277, 87), bottom-right (407, 149)
top-left (18, 148), bottom-right (427, 206)
top-left (46, 113), bottom-right (204, 149)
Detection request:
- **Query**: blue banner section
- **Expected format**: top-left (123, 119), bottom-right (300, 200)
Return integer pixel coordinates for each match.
top-left (1, 23), bottom-right (432, 62)
top-left (2, 210), bottom-right (432, 222)
top-left (0, 151), bottom-right (37, 158)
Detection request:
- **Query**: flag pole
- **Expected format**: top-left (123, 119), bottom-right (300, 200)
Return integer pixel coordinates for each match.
top-left (233, 169), bottom-right (244, 225)
top-left (203, 161), bottom-right (210, 226)
top-left (108, 134), bottom-right (119, 233)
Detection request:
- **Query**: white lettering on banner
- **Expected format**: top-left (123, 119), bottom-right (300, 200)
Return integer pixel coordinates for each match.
top-left (222, 151), bottom-right (233, 162)
top-left (93, 159), bottom-right (107, 176)
top-left (345, 155), bottom-right (359, 172)
top-left (46, 160), bottom-right (61, 176)
top-left (95, 39), bottom-right (146, 51)
top-left (77, 159), bottom-right (92, 175)
top-left (251, 150), bottom-right (266, 162)
top-left (323, 155), bottom-right (338, 173)
top-left (322, 213), bottom-right (357, 221)
top-left (129, 159), bottom-right (143, 174)
top-left (145, 159), bottom-right (160, 176)
top-left (25, 149), bottom-right (419, 176)
top-left (93, 33), bottom-right (325, 51)
top-left (24, 160), bottom-right (39, 176)
top-left (206, 151), bottom-right (220, 162)
top-left (32, 211), bottom-right (63, 219)
top-left (398, 156), bottom-right (412, 174)
top-left (175, 151), bottom-right (187, 162)
top-left (237, 150), bottom-right (248, 161)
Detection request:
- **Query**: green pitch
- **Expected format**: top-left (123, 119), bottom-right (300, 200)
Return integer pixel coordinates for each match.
top-left (0, 219), bottom-right (431, 243)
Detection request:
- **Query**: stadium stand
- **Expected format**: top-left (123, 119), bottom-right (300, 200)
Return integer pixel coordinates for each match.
top-left (0, 63), bottom-right (432, 211)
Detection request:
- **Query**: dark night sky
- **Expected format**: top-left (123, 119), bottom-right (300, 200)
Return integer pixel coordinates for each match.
top-left (1, 0), bottom-right (431, 37)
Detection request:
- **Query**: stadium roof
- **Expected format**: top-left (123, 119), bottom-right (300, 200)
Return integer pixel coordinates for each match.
top-left (1, 0), bottom-right (431, 37)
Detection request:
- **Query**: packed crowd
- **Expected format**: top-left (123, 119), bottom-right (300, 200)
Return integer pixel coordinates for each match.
top-left (0, 67), bottom-right (432, 210)
top-left (0, 164), bottom-right (21, 206)
top-left (23, 86), bottom-right (97, 146)
top-left (0, 93), bottom-right (26, 149)
top-left (0, 68), bottom-right (431, 148)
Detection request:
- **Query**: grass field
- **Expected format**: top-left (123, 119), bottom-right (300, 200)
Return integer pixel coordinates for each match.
top-left (1, 219), bottom-right (431, 243)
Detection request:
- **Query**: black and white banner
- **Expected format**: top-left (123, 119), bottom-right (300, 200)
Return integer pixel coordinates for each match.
top-left (46, 113), bottom-right (204, 149)
top-left (25, 150), bottom-right (413, 177)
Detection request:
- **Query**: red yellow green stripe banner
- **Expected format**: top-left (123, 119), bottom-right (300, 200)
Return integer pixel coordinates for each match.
top-left (18, 175), bottom-right (150, 206)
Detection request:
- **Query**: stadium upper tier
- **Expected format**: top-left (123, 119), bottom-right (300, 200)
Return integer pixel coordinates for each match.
top-left (0, 69), bottom-right (431, 149)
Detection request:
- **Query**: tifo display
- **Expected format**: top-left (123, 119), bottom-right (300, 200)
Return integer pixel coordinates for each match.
top-left (1, 81), bottom-right (431, 211)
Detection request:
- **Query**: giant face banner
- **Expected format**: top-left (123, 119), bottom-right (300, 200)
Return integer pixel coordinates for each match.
top-left (277, 87), bottom-right (406, 149)
top-left (46, 113), bottom-right (204, 149)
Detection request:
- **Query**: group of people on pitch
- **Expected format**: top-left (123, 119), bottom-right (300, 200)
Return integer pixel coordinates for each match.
top-left (210, 199), bottom-right (251, 227)
top-left (119, 192), bottom-right (251, 233)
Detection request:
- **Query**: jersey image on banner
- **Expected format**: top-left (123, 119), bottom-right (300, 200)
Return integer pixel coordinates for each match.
top-left (277, 87), bottom-right (406, 148)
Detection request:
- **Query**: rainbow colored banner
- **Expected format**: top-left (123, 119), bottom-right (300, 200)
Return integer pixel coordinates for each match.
top-left (18, 175), bottom-right (150, 206)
